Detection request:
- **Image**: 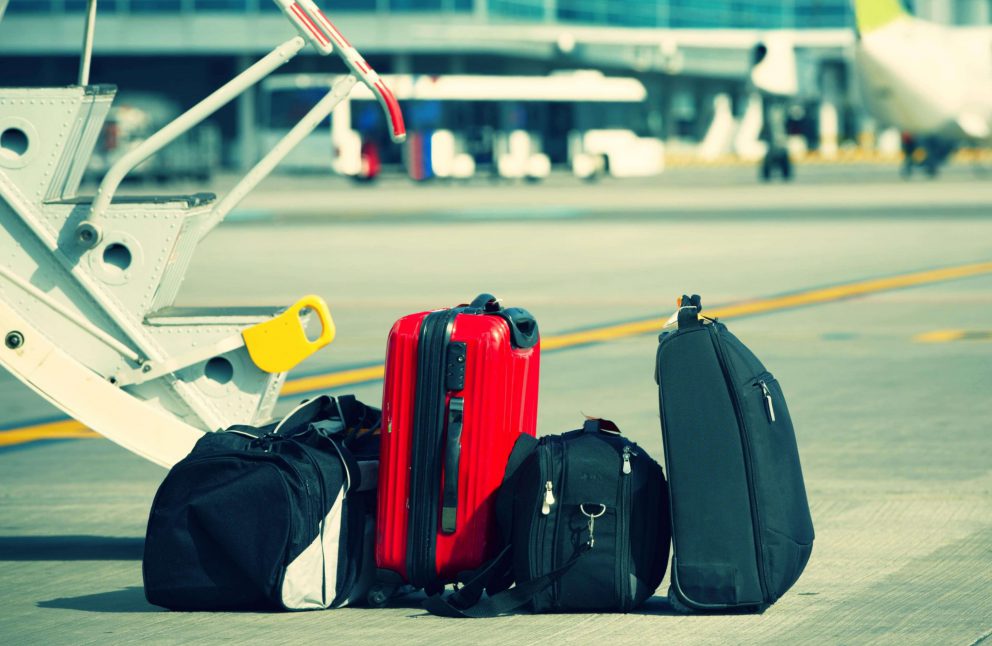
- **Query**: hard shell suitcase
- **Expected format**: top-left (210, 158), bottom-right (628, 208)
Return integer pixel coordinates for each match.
top-left (376, 293), bottom-right (540, 591)
top-left (656, 295), bottom-right (814, 613)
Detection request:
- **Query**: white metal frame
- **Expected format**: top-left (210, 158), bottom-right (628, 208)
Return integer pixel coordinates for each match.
top-left (0, 0), bottom-right (405, 466)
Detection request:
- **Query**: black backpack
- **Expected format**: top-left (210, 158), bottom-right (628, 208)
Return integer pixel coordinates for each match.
top-left (143, 395), bottom-right (381, 611)
top-left (424, 419), bottom-right (671, 617)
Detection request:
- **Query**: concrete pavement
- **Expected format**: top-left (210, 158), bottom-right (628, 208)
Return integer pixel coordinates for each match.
top-left (1, 166), bottom-right (991, 644)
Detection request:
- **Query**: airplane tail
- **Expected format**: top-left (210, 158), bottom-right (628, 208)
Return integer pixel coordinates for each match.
top-left (852, 0), bottom-right (908, 34)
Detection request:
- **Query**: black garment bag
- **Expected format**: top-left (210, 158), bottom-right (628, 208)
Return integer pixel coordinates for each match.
top-left (657, 295), bottom-right (814, 612)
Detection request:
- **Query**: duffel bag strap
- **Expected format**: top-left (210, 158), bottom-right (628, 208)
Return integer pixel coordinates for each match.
top-left (273, 396), bottom-right (333, 435)
top-left (423, 544), bottom-right (590, 618)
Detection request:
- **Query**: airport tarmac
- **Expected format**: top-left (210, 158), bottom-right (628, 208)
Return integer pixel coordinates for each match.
top-left (1, 165), bottom-right (991, 644)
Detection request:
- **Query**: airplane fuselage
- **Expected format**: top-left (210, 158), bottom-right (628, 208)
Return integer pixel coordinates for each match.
top-left (855, 16), bottom-right (992, 142)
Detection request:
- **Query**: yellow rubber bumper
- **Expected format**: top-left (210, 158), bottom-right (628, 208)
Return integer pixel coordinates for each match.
top-left (242, 295), bottom-right (336, 374)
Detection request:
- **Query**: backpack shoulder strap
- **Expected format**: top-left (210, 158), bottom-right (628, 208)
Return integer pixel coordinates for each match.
top-left (495, 434), bottom-right (538, 545)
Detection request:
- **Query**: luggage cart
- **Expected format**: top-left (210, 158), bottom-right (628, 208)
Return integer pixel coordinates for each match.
top-left (0, 0), bottom-right (405, 467)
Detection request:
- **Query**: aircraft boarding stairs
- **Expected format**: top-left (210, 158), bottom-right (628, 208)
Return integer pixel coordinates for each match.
top-left (0, 0), bottom-right (405, 467)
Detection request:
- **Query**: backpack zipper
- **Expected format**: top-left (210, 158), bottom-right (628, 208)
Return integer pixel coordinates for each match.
top-left (618, 443), bottom-right (633, 610)
top-left (551, 438), bottom-right (567, 606)
top-left (531, 438), bottom-right (557, 586)
top-left (541, 480), bottom-right (556, 515)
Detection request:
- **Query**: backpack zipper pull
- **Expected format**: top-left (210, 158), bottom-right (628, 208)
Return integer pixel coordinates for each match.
top-left (759, 381), bottom-right (776, 423)
top-left (622, 446), bottom-right (632, 475)
top-left (542, 480), bottom-right (556, 515)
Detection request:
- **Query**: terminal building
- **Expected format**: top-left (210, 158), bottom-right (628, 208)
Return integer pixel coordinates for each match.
top-left (0, 0), bottom-right (989, 173)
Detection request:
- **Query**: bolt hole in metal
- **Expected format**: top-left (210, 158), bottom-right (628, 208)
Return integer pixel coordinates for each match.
top-left (204, 356), bottom-right (234, 385)
top-left (0, 127), bottom-right (29, 160)
top-left (5, 331), bottom-right (25, 349)
top-left (102, 243), bottom-right (132, 271)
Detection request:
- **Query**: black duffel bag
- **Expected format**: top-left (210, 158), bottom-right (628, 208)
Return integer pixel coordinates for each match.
top-left (425, 418), bottom-right (671, 617)
top-left (143, 395), bottom-right (380, 611)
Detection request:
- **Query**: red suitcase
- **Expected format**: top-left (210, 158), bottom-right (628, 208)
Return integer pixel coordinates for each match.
top-left (376, 294), bottom-right (540, 591)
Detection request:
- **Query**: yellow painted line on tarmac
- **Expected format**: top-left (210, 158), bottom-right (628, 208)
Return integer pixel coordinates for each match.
top-left (545, 262), bottom-right (992, 350)
top-left (0, 419), bottom-right (99, 447)
top-left (4, 260), bottom-right (992, 449)
top-left (281, 364), bottom-right (386, 397)
top-left (914, 330), bottom-right (992, 343)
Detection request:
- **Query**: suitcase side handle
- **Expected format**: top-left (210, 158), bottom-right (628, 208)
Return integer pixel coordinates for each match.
top-left (440, 397), bottom-right (465, 534)
top-left (465, 294), bottom-right (539, 349)
top-left (500, 308), bottom-right (540, 350)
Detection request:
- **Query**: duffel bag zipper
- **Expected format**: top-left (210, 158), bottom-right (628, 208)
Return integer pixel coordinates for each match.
top-left (255, 436), bottom-right (317, 542)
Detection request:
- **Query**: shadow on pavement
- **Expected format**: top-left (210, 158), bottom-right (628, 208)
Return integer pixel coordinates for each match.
top-left (38, 587), bottom-right (158, 613)
top-left (631, 595), bottom-right (681, 616)
top-left (0, 535), bottom-right (144, 561)
top-left (400, 593), bottom-right (682, 617)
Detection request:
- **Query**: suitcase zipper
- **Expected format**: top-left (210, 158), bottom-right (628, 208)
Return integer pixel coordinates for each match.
top-left (407, 308), bottom-right (459, 588)
top-left (708, 325), bottom-right (770, 603)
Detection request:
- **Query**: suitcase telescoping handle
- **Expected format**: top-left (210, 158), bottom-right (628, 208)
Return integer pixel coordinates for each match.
top-left (441, 397), bottom-right (465, 534)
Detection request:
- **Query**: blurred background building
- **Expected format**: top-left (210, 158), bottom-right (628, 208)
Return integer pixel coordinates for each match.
top-left (1, 0), bottom-right (989, 175)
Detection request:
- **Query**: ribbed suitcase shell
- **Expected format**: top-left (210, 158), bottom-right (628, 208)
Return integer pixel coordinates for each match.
top-left (377, 308), bottom-right (540, 586)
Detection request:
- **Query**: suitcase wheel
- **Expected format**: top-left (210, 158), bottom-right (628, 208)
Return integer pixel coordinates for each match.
top-left (366, 583), bottom-right (416, 608)
top-left (367, 584), bottom-right (395, 608)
